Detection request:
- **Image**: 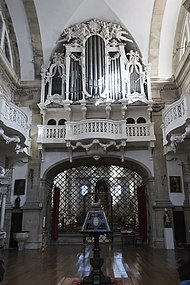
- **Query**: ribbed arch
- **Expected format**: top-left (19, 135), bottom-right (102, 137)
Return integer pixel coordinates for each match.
top-left (148, 0), bottom-right (167, 77)
top-left (22, 0), bottom-right (43, 79)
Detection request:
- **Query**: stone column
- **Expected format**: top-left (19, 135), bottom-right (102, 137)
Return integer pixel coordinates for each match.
top-left (151, 107), bottom-right (173, 248)
top-left (0, 177), bottom-right (11, 231)
top-left (182, 158), bottom-right (190, 205)
top-left (182, 159), bottom-right (190, 237)
top-left (0, 194), bottom-right (6, 230)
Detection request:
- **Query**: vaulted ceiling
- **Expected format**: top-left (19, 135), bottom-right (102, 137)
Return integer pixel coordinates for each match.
top-left (5, 0), bottom-right (184, 81)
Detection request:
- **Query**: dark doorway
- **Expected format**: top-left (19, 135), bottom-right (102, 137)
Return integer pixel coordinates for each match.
top-left (173, 211), bottom-right (186, 247)
top-left (9, 212), bottom-right (23, 248)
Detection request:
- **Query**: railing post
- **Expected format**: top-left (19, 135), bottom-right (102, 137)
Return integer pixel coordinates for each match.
top-left (121, 120), bottom-right (126, 139)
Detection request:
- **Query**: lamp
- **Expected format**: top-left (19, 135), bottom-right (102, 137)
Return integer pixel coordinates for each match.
top-left (81, 203), bottom-right (113, 285)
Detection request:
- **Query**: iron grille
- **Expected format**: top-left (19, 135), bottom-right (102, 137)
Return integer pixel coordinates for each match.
top-left (52, 165), bottom-right (143, 233)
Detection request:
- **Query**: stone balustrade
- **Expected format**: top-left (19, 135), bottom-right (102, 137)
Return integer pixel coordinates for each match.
top-left (37, 120), bottom-right (155, 144)
top-left (0, 94), bottom-right (28, 136)
top-left (162, 93), bottom-right (190, 145)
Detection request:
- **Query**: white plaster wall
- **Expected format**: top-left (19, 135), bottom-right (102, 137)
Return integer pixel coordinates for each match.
top-left (124, 150), bottom-right (154, 176)
top-left (34, 0), bottom-right (154, 64)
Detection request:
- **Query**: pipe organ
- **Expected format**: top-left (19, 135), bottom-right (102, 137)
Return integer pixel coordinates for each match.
top-left (40, 19), bottom-right (152, 106)
top-left (85, 35), bottom-right (105, 97)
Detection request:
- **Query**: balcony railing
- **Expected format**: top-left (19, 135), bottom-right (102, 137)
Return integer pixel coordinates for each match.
top-left (162, 93), bottom-right (190, 145)
top-left (0, 94), bottom-right (28, 137)
top-left (37, 125), bottom-right (66, 144)
top-left (37, 120), bottom-right (155, 145)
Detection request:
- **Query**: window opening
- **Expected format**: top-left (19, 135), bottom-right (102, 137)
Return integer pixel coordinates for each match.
top-left (0, 12), bottom-right (13, 66)
top-left (47, 119), bottom-right (56, 125)
top-left (126, 118), bottom-right (135, 124)
top-left (137, 117), bottom-right (146, 123)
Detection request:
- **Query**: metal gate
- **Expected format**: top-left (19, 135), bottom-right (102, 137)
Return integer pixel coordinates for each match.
top-left (52, 164), bottom-right (143, 233)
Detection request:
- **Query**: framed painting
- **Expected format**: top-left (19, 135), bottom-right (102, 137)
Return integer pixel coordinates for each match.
top-left (13, 179), bottom-right (25, 195)
top-left (169, 176), bottom-right (182, 193)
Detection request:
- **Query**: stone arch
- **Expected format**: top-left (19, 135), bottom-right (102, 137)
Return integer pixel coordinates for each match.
top-left (148, 0), bottom-right (167, 77)
top-left (22, 0), bottom-right (43, 79)
top-left (43, 156), bottom-right (152, 182)
top-left (41, 155), bottom-right (154, 243)
top-left (172, 5), bottom-right (187, 75)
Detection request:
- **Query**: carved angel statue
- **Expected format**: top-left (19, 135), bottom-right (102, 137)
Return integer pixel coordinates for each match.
top-left (57, 26), bottom-right (74, 43)
top-left (111, 24), bottom-right (133, 43)
top-left (101, 22), bottom-right (110, 39)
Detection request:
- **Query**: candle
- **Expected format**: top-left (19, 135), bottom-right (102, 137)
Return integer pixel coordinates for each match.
top-left (43, 216), bottom-right (46, 228)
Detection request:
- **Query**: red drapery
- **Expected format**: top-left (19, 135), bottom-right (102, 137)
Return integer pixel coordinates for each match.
top-left (51, 186), bottom-right (60, 240)
top-left (137, 185), bottom-right (147, 240)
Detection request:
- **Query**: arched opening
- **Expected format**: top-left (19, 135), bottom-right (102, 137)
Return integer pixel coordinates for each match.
top-left (47, 119), bottom-right (56, 125)
top-left (49, 163), bottom-right (148, 242)
top-left (126, 118), bottom-right (135, 124)
top-left (58, 119), bottom-right (66, 125)
top-left (137, 117), bottom-right (146, 123)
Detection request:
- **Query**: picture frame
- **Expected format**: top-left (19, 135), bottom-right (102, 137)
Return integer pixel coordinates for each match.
top-left (13, 179), bottom-right (26, 195)
top-left (169, 176), bottom-right (182, 193)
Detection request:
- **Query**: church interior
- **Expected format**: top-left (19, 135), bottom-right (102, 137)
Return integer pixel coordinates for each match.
top-left (1, 0), bottom-right (190, 284)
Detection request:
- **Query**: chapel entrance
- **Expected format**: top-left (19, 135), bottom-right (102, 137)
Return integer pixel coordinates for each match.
top-left (51, 164), bottom-right (147, 240)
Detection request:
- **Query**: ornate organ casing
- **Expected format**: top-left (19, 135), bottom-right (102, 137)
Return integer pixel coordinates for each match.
top-left (40, 19), bottom-right (152, 106)
top-left (37, 19), bottom-right (155, 163)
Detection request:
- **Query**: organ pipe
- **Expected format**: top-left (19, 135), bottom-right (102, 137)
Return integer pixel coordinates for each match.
top-left (97, 36), bottom-right (102, 95)
top-left (119, 45), bottom-right (127, 99)
top-left (89, 36), bottom-right (93, 95)
top-left (101, 39), bottom-right (105, 95)
top-left (65, 49), bottom-right (71, 100)
top-left (93, 35), bottom-right (98, 95)
top-left (41, 23), bottom-right (151, 104)
top-left (113, 59), bottom-right (118, 100)
top-left (73, 60), bottom-right (77, 100)
top-left (86, 39), bottom-right (89, 92)
top-left (70, 59), bottom-right (74, 100)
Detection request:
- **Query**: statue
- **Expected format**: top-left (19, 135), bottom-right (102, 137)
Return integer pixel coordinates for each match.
top-left (14, 195), bottom-right (21, 209)
top-left (94, 179), bottom-right (110, 221)
top-left (164, 208), bottom-right (171, 228)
